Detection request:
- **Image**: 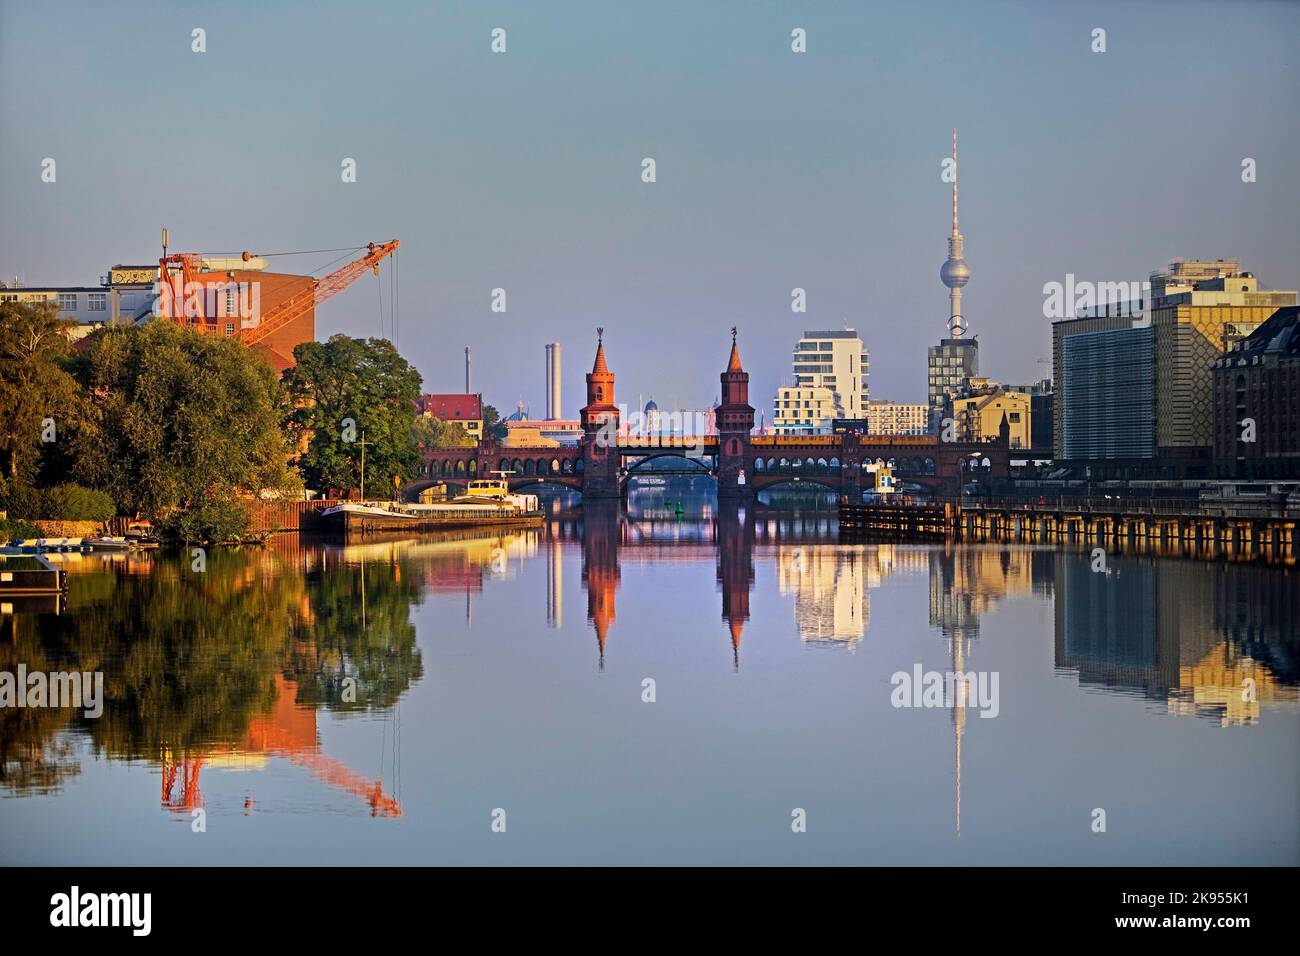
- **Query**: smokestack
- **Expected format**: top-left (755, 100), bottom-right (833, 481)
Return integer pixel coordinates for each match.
top-left (545, 342), bottom-right (562, 420)
top-left (465, 346), bottom-right (471, 393)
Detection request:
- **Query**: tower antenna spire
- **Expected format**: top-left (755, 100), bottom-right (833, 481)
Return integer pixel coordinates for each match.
top-left (940, 128), bottom-right (970, 338)
top-left (952, 128), bottom-right (959, 237)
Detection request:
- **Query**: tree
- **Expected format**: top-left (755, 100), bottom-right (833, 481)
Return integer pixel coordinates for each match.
top-left (69, 321), bottom-right (300, 530)
top-left (0, 300), bottom-right (85, 494)
top-left (412, 414), bottom-right (475, 450)
top-left (482, 403), bottom-right (508, 442)
top-left (283, 335), bottom-right (424, 494)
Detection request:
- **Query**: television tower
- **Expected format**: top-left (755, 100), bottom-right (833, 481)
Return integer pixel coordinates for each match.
top-left (939, 128), bottom-right (970, 337)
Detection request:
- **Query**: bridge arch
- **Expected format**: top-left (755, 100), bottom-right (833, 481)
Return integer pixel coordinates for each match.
top-left (624, 453), bottom-right (712, 474)
top-left (754, 476), bottom-right (843, 494)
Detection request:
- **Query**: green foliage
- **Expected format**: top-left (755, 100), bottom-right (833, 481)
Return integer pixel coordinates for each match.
top-left (39, 483), bottom-right (115, 521)
top-left (413, 414), bottom-right (475, 449)
top-left (157, 496), bottom-right (250, 545)
top-left (0, 517), bottom-right (42, 540)
top-left (69, 322), bottom-right (300, 523)
top-left (283, 334), bottom-right (424, 494)
top-left (0, 478), bottom-right (42, 520)
top-left (0, 300), bottom-right (86, 486)
top-left (482, 403), bottom-right (508, 441)
top-left (0, 545), bottom-right (424, 794)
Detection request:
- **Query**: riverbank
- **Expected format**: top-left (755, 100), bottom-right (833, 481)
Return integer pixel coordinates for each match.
top-left (840, 498), bottom-right (1298, 564)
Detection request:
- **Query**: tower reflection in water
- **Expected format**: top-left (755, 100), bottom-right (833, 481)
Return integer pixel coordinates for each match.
top-left (3, 500), bottom-right (1296, 834)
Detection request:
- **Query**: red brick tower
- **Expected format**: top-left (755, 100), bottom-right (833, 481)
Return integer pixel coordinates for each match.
top-left (717, 327), bottom-right (755, 500)
top-left (579, 328), bottom-right (622, 498)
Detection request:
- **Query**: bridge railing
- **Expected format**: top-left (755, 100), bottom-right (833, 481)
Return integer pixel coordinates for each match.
top-left (616, 436), bottom-right (717, 449)
top-left (948, 496), bottom-right (1286, 518)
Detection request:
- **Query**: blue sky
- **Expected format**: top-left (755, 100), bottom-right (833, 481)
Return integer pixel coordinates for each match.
top-left (3, 0), bottom-right (1297, 414)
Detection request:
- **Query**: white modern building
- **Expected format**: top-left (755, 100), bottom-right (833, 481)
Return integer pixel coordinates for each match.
top-left (865, 400), bottom-right (929, 436)
top-left (773, 329), bottom-right (870, 433)
top-left (773, 385), bottom-right (837, 435)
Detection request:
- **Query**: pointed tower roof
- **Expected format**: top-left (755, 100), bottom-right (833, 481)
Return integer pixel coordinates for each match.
top-left (729, 618), bottom-right (745, 671)
top-left (726, 326), bottom-right (744, 372)
top-left (592, 327), bottom-right (610, 374)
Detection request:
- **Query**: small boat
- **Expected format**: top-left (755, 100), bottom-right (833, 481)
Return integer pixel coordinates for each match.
top-left (88, 536), bottom-right (136, 551)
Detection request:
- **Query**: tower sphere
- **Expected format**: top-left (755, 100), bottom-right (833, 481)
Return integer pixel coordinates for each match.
top-left (941, 257), bottom-right (970, 288)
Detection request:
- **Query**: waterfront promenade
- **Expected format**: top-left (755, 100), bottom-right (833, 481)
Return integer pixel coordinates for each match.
top-left (841, 496), bottom-right (1299, 563)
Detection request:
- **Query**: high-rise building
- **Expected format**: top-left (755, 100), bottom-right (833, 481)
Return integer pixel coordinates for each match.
top-left (1060, 325), bottom-right (1155, 464)
top-left (1051, 314), bottom-right (1133, 458)
top-left (1213, 306), bottom-right (1300, 478)
top-left (929, 129), bottom-right (978, 431)
top-left (775, 329), bottom-right (869, 433)
top-left (927, 338), bottom-right (979, 430)
top-left (1148, 263), bottom-right (1295, 468)
top-left (544, 342), bottom-right (562, 420)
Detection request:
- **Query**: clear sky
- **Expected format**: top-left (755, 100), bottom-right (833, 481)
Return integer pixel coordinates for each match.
top-left (3, 0), bottom-right (1297, 415)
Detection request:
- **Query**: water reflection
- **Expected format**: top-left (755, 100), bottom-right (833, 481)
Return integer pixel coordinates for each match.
top-left (2, 486), bottom-right (1297, 864)
top-left (1053, 553), bottom-right (1299, 724)
top-left (1, 541), bottom-right (431, 804)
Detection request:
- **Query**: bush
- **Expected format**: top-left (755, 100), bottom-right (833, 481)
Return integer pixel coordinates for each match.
top-left (40, 483), bottom-right (116, 521)
top-left (0, 517), bottom-right (43, 541)
top-left (0, 480), bottom-right (42, 520)
top-left (159, 498), bottom-right (251, 545)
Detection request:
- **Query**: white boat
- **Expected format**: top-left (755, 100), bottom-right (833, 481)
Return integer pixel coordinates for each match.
top-left (319, 501), bottom-right (419, 521)
top-left (88, 536), bottom-right (136, 551)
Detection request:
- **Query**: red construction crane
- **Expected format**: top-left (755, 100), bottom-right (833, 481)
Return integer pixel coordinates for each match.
top-left (156, 240), bottom-right (400, 345)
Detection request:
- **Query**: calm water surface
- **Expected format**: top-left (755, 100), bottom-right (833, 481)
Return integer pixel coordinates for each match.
top-left (2, 487), bottom-right (1297, 866)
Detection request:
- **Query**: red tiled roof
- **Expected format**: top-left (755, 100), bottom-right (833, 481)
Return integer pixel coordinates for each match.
top-left (418, 393), bottom-right (482, 420)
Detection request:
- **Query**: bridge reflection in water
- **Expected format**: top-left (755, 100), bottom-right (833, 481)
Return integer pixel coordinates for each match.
top-left (1, 490), bottom-right (1296, 863)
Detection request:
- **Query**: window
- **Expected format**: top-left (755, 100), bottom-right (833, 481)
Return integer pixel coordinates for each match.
top-left (88, 293), bottom-right (107, 311)
top-left (225, 322), bottom-right (235, 336)
top-left (58, 293), bottom-right (78, 312)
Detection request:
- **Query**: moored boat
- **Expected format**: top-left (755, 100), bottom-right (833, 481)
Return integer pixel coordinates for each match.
top-left (87, 536), bottom-right (136, 551)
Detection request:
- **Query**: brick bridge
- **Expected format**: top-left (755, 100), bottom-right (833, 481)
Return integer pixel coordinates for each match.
top-left (417, 333), bottom-right (1009, 500)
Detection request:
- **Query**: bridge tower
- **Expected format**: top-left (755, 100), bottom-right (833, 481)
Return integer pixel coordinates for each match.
top-left (579, 328), bottom-right (622, 498)
top-left (716, 328), bottom-right (756, 500)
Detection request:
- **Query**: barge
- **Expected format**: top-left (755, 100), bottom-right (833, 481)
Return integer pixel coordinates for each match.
top-left (319, 477), bottom-right (542, 540)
